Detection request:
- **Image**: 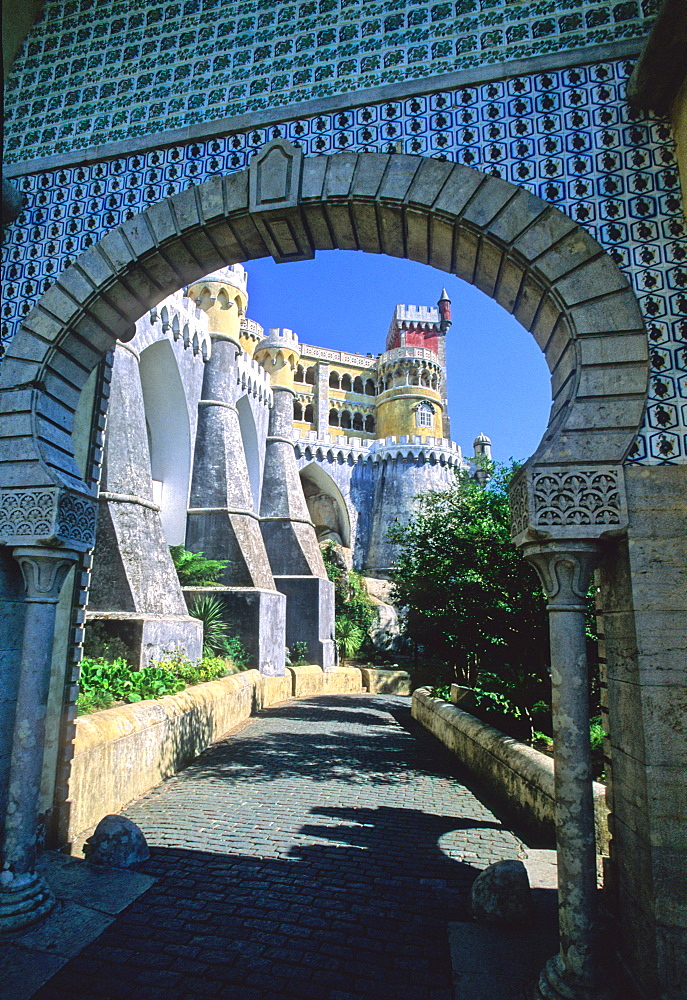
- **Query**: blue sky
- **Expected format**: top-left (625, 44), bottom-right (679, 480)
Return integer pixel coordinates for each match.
top-left (244, 251), bottom-right (551, 465)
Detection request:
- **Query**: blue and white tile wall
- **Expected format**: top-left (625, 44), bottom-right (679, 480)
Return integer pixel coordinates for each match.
top-left (4, 0), bottom-right (657, 164)
top-left (2, 60), bottom-right (686, 464)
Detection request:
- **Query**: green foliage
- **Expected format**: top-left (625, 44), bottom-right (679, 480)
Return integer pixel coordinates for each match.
top-left (189, 594), bottom-right (233, 658)
top-left (77, 687), bottom-right (115, 715)
top-left (321, 542), bottom-right (379, 661)
top-left (77, 648), bottom-right (246, 716)
top-left (289, 641), bottom-right (309, 665)
top-left (152, 650), bottom-right (236, 684)
top-left (429, 684), bottom-right (451, 702)
top-left (335, 618), bottom-right (365, 663)
top-left (386, 461), bottom-right (603, 740)
top-left (78, 656), bottom-right (184, 706)
top-left (170, 545), bottom-right (228, 586)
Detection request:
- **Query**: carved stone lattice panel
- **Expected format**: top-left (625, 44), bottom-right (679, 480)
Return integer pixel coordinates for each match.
top-left (510, 464), bottom-right (628, 545)
top-left (0, 488), bottom-right (97, 550)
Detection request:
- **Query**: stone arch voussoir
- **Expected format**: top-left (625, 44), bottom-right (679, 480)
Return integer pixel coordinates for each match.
top-left (0, 142), bottom-right (648, 550)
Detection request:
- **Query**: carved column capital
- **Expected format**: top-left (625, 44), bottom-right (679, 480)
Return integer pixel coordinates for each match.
top-left (12, 546), bottom-right (80, 603)
top-left (522, 540), bottom-right (601, 611)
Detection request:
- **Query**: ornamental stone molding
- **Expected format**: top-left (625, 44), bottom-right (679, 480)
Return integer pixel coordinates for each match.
top-left (0, 144), bottom-right (648, 551)
top-left (0, 488), bottom-right (97, 551)
top-left (509, 463), bottom-right (629, 547)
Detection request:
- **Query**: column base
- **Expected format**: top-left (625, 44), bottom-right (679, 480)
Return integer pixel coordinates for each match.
top-left (534, 955), bottom-right (613, 1000)
top-left (0, 870), bottom-right (55, 934)
top-left (182, 587), bottom-right (287, 676)
top-left (274, 575), bottom-right (336, 669)
top-left (85, 612), bottom-right (203, 669)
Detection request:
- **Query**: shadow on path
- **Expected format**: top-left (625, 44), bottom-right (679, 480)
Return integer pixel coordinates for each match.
top-left (33, 695), bottom-right (529, 1000)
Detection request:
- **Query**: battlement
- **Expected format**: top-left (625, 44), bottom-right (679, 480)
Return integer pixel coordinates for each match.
top-left (392, 304), bottom-right (441, 326)
top-left (255, 327), bottom-right (300, 355)
top-left (237, 352), bottom-right (273, 406)
top-left (139, 291), bottom-right (212, 360)
top-left (202, 264), bottom-right (248, 294)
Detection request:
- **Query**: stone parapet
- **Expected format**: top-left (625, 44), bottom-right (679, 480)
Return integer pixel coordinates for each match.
top-left (360, 667), bottom-right (411, 695)
top-left (412, 688), bottom-right (609, 855)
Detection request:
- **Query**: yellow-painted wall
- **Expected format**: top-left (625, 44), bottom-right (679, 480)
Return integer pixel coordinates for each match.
top-left (376, 389), bottom-right (443, 440)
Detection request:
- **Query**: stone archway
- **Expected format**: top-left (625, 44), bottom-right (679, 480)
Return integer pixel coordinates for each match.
top-left (0, 142), bottom-right (647, 552)
top-left (299, 461), bottom-right (352, 549)
top-left (0, 142), bottom-right (649, 995)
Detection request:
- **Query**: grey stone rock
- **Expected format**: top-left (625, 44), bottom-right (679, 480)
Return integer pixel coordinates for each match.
top-left (470, 859), bottom-right (532, 925)
top-left (83, 815), bottom-right (150, 868)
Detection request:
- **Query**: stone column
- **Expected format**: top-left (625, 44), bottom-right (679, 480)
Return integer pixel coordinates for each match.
top-left (524, 540), bottom-right (610, 1000)
top-left (0, 546), bottom-right (78, 933)
top-left (316, 361), bottom-right (329, 440)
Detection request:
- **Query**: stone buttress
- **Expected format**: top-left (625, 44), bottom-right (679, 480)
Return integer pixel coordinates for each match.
top-left (87, 342), bottom-right (203, 668)
top-left (255, 329), bottom-right (336, 668)
top-left (185, 270), bottom-right (286, 675)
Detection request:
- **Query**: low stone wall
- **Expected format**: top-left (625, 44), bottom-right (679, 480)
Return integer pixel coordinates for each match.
top-left (66, 665), bottom-right (364, 851)
top-left (360, 667), bottom-right (412, 695)
top-left (67, 669), bottom-right (262, 849)
top-left (324, 666), bottom-right (364, 694)
top-left (412, 688), bottom-right (609, 853)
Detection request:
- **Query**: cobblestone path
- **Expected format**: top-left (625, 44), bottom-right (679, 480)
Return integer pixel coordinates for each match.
top-left (36, 695), bottom-right (524, 1000)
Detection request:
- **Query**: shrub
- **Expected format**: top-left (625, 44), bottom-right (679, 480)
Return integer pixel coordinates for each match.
top-left (189, 594), bottom-right (233, 657)
top-left (335, 618), bottom-right (364, 664)
top-left (170, 545), bottom-right (228, 586)
top-left (289, 641), bottom-right (309, 665)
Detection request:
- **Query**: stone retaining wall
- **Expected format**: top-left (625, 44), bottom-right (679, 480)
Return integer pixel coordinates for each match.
top-left (412, 687), bottom-right (609, 854)
top-left (66, 664), bottom-right (367, 852)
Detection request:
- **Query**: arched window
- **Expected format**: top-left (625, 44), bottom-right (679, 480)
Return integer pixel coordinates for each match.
top-left (353, 376), bottom-right (364, 394)
top-left (294, 401), bottom-right (303, 421)
top-left (365, 378), bottom-right (376, 396)
top-left (416, 402), bottom-right (434, 428)
top-left (305, 366), bottom-right (316, 385)
top-left (329, 408), bottom-right (340, 426)
top-left (304, 404), bottom-right (314, 424)
top-left (364, 415), bottom-right (375, 433)
top-left (340, 410), bottom-right (352, 429)
top-left (341, 373), bottom-right (352, 391)
top-left (294, 365), bottom-right (305, 383)
top-left (420, 371), bottom-right (430, 387)
top-left (329, 371), bottom-right (340, 389)
top-left (352, 412), bottom-right (363, 431)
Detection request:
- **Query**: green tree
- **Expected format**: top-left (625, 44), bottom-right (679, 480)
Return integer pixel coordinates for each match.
top-left (388, 462), bottom-right (551, 737)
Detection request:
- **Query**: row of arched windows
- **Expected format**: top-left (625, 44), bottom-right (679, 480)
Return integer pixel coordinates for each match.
top-left (377, 369), bottom-right (439, 392)
top-left (293, 365), bottom-right (376, 395)
top-left (293, 401), bottom-right (375, 433)
top-left (329, 409), bottom-right (375, 432)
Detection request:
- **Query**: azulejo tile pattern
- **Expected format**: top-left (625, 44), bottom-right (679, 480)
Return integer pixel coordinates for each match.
top-left (4, 0), bottom-right (657, 163)
top-left (2, 58), bottom-right (686, 465)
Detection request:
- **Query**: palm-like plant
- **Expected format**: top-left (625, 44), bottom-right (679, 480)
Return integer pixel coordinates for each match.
top-left (189, 595), bottom-right (231, 657)
top-left (335, 618), bottom-right (364, 666)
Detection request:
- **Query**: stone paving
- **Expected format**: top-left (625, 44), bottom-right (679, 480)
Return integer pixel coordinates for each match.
top-left (34, 695), bottom-right (525, 1000)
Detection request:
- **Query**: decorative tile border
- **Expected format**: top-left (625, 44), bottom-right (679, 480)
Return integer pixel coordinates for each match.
top-left (4, 0), bottom-right (656, 164)
top-left (2, 56), bottom-right (686, 465)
